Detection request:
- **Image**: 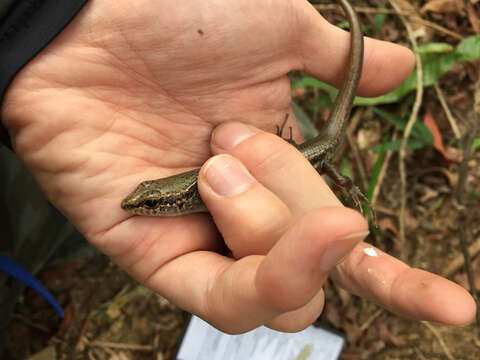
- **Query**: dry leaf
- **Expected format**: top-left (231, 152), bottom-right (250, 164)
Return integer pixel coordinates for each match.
top-left (56, 306), bottom-right (74, 335)
top-left (444, 147), bottom-right (463, 164)
top-left (454, 255), bottom-right (480, 290)
top-left (336, 286), bottom-right (351, 306)
top-left (419, 187), bottom-right (439, 202)
top-left (27, 346), bottom-right (57, 360)
top-left (357, 126), bottom-right (381, 150)
top-left (324, 303), bottom-right (342, 328)
top-left (378, 323), bottom-right (407, 347)
top-left (404, 209), bottom-right (420, 230)
top-left (343, 321), bottom-right (363, 343)
top-left (291, 87), bottom-right (306, 99)
top-left (423, 108), bottom-right (449, 162)
top-left (421, 0), bottom-right (464, 13)
top-left (395, 0), bottom-right (417, 12)
top-left (467, 2), bottom-right (480, 33)
top-left (438, 167), bottom-right (459, 187)
top-left (449, 92), bottom-right (469, 106)
top-left (395, 0), bottom-right (426, 33)
top-left (378, 217), bottom-right (398, 235)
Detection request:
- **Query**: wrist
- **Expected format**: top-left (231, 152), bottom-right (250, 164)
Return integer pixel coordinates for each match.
top-left (0, 0), bottom-right (89, 149)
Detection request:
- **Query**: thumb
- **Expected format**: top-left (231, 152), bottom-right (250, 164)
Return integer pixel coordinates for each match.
top-left (295, 1), bottom-right (415, 97)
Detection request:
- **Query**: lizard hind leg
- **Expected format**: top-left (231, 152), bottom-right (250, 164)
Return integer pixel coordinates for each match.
top-left (312, 160), bottom-right (377, 224)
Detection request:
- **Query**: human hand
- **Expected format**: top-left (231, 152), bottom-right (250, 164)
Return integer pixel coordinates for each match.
top-left (1, 0), bottom-right (474, 332)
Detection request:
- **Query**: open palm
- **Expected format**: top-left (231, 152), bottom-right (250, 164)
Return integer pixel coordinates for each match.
top-left (2, 0), bottom-right (474, 332)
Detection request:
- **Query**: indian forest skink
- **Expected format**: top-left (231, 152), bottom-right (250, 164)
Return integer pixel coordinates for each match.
top-left (121, 0), bottom-right (367, 217)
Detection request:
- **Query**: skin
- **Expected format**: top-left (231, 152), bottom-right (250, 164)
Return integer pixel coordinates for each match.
top-left (120, 0), bottom-right (364, 217)
top-left (1, 0), bottom-right (476, 333)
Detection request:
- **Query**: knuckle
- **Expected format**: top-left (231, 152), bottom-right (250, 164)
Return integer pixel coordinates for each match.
top-left (238, 132), bottom-right (300, 177)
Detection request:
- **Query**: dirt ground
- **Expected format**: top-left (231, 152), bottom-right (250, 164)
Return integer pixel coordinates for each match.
top-left (2, 252), bottom-right (480, 359)
top-left (2, 1), bottom-right (480, 359)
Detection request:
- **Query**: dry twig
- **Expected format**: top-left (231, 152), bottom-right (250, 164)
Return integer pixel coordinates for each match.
top-left (359, 308), bottom-right (384, 332)
top-left (88, 341), bottom-right (154, 352)
top-left (346, 108), bottom-right (368, 190)
top-left (372, 204), bottom-right (397, 217)
top-left (371, 131), bottom-right (398, 206)
top-left (454, 76), bottom-right (480, 329)
top-left (421, 322), bottom-right (455, 360)
top-left (389, 0), bottom-right (424, 259)
top-left (442, 236), bottom-right (480, 278)
top-left (413, 346), bottom-right (428, 360)
top-left (11, 313), bottom-right (51, 333)
top-left (75, 311), bottom-right (94, 351)
top-left (313, 4), bottom-right (463, 39)
top-left (434, 83), bottom-right (461, 140)
top-left (87, 350), bottom-right (96, 360)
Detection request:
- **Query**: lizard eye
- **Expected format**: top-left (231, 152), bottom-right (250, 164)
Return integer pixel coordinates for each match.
top-left (143, 200), bottom-right (159, 209)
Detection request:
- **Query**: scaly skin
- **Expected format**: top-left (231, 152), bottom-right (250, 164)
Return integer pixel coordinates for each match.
top-left (121, 0), bottom-right (364, 216)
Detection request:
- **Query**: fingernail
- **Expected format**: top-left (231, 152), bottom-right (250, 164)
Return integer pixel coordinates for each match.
top-left (204, 155), bottom-right (255, 196)
top-left (212, 122), bottom-right (257, 150)
top-left (319, 231), bottom-right (369, 271)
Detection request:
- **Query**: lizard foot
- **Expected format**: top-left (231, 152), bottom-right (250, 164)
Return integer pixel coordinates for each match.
top-left (276, 113), bottom-right (298, 146)
top-left (314, 160), bottom-right (377, 225)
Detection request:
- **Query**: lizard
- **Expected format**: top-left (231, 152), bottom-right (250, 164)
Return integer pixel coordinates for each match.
top-left (121, 0), bottom-right (368, 218)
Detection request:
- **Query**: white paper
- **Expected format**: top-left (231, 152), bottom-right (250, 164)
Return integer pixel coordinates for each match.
top-left (176, 316), bottom-right (345, 360)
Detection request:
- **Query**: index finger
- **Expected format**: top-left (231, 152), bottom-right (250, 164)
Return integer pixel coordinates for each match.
top-left (210, 120), bottom-right (342, 218)
top-left (331, 242), bottom-right (476, 325)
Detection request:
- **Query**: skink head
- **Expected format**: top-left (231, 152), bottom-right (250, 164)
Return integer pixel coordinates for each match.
top-left (121, 169), bottom-right (206, 216)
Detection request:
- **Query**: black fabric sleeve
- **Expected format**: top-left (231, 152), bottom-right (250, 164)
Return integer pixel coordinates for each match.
top-left (0, 0), bottom-right (89, 149)
top-left (0, 1), bottom-right (18, 21)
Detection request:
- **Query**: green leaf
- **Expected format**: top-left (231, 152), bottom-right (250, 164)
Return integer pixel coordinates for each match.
top-left (291, 77), bottom-right (336, 110)
top-left (456, 35), bottom-right (480, 61)
top-left (372, 107), bottom-right (407, 130)
top-left (292, 77), bottom-right (334, 92)
top-left (337, 20), bottom-right (350, 30)
top-left (354, 79), bottom-right (415, 106)
top-left (417, 42), bottom-right (454, 55)
top-left (372, 108), bottom-right (434, 144)
top-left (412, 121), bottom-right (434, 144)
top-left (356, 36), bottom-right (480, 105)
top-left (367, 142), bottom-right (386, 200)
top-left (473, 138), bottom-right (480, 150)
top-left (469, 192), bottom-right (480, 202)
top-left (372, 5), bottom-right (386, 37)
top-left (293, 35), bottom-right (480, 107)
top-left (340, 157), bottom-right (354, 179)
top-left (369, 138), bottom-right (430, 152)
top-left (306, 93), bottom-right (333, 112)
top-left (291, 77), bottom-right (319, 89)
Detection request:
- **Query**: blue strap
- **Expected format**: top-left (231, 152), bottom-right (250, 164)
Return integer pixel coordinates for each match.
top-left (0, 254), bottom-right (64, 318)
